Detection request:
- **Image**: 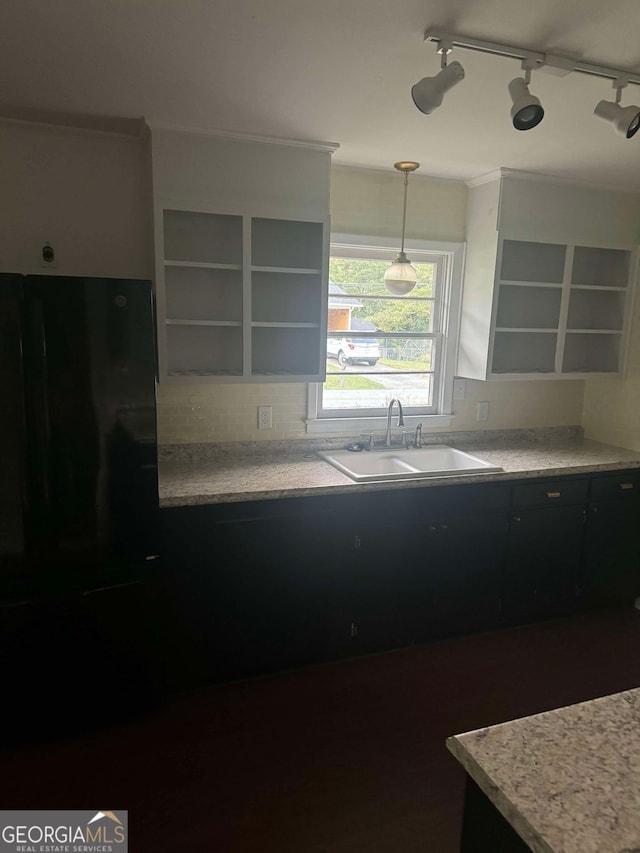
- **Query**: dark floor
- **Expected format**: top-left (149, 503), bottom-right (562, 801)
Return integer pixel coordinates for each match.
top-left (4, 606), bottom-right (640, 852)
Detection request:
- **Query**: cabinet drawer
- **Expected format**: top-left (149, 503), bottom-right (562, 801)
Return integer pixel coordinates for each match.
top-left (589, 471), bottom-right (640, 502)
top-left (512, 478), bottom-right (588, 509)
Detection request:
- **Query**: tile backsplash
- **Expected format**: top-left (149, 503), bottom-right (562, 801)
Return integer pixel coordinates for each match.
top-left (156, 382), bottom-right (308, 444)
top-left (156, 378), bottom-right (585, 445)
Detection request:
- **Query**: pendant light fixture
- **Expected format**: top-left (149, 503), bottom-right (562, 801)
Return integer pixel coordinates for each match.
top-left (384, 161), bottom-right (420, 295)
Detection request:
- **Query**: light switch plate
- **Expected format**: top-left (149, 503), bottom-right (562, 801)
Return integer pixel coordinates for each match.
top-left (453, 378), bottom-right (466, 400)
top-left (476, 401), bottom-right (489, 422)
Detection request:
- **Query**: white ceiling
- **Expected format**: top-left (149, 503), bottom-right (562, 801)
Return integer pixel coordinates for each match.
top-left (2, 0), bottom-right (640, 188)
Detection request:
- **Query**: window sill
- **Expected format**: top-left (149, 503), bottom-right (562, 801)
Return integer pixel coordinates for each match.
top-left (305, 414), bottom-right (454, 434)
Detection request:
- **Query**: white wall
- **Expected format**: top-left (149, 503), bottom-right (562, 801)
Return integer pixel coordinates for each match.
top-left (0, 119), bottom-right (151, 279)
top-left (583, 288), bottom-right (640, 450)
top-left (329, 165), bottom-right (467, 243)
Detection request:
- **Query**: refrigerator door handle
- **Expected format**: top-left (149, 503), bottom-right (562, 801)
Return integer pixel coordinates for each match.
top-left (23, 295), bottom-right (53, 517)
top-left (82, 580), bottom-right (140, 596)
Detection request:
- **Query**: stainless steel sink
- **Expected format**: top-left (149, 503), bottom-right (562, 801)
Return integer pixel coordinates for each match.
top-left (318, 445), bottom-right (503, 482)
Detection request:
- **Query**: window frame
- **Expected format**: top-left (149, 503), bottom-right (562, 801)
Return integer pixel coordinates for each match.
top-left (306, 233), bottom-right (465, 433)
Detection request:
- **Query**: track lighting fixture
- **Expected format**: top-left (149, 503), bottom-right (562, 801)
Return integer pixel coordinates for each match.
top-left (594, 79), bottom-right (640, 138)
top-left (384, 161), bottom-right (419, 296)
top-left (417, 30), bottom-right (640, 140)
top-left (508, 62), bottom-right (544, 130)
top-left (411, 39), bottom-right (465, 115)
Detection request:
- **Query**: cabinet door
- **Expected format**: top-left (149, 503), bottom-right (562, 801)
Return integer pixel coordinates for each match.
top-left (330, 511), bottom-right (506, 657)
top-left (503, 506), bottom-right (584, 622)
top-left (408, 512), bottom-right (506, 643)
top-left (581, 497), bottom-right (640, 607)
top-left (330, 521), bottom-right (419, 656)
top-left (160, 506), bottom-right (336, 690)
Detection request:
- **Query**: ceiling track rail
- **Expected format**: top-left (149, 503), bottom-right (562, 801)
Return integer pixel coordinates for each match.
top-left (425, 30), bottom-right (640, 86)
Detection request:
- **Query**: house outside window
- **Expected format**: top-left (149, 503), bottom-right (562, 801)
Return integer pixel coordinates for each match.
top-left (306, 234), bottom-right (465, 433)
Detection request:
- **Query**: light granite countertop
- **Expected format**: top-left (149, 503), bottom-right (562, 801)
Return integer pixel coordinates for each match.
top-left (447, 687), bottom-right (640, 853)
top-left (158, 431), bottom-right (640, 508)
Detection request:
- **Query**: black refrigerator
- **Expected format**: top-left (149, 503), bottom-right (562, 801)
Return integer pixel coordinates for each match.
top-left (0, 274), bottom-right (161, 744)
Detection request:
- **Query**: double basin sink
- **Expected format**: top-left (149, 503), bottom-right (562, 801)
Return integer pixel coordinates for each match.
top-left (318, 444), bottom-right (503, 483)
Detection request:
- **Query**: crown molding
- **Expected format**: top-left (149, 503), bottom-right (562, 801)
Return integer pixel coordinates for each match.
top-left (466, 166), bottom-right (640, 194)
top-left (146, 120), bottom-right (340, 153)
top-left (0, 111), bottom-right (146, 141)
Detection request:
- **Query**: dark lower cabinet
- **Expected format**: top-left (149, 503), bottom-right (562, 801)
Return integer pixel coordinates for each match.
top-left (160, 499), bottom-right (337, 691)
top-left (158, 469), bottom-right (640, 692)
top-left (503, 505), bottom-right (585, 623)
top-left (327, 484), bottom-right (509, 659)
top-left (580, 472), bottom-right (640, 608)
top-left (501, 477), bottom-right (589, 624)
top-left (329, 520), bottom-right (421, 657)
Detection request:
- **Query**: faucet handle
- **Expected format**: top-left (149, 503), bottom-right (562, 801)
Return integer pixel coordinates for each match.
top-left (414, 422), bottom-right (423, 448)
top-left (360, 432), bottom-right (376, 450)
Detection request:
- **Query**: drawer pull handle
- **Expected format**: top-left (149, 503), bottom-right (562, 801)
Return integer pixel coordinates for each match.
top-left (546, 491), bottom-right (561, 499)
top-left (620, 482), bottom-right (634, 490)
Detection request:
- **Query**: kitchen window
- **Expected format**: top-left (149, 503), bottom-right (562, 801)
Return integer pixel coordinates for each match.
top-left (306, 234), bottom-right (465, 432)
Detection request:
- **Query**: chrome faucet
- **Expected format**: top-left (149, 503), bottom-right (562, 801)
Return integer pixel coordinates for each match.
top-left (385, 398), bottom-right (404, 446)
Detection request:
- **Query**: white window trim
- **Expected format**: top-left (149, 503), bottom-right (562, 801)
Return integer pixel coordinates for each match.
top-left (306, 233), bottom-right (466, 434)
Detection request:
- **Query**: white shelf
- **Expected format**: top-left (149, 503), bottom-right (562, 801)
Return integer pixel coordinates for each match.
top-left (164, 210), bottom-right (243, 266)
top-left (458, 174), bottom-right (640, 381)
top-left (165, 260), bottom-right (242, 271)
top-left (156, 207), bottom-right (328, 382)
top-left (488, 239), bottom-right (635, 378)
top-left (571, 245), bottom-right (630, 288)
top-left (563, 332), bottom-right (622, 373)
top-left (565, 329), bottom-right (623, 335)
top-left (570, 285), bottom-right (627, 292)
top-left (166, 319), bottom-right (242, 327)
top-left (492, 331), bottom-right (557, 374)
top-left (251, 265), bottom-right (322, 275)
top-left (168, 368), bottom-right (243, 377)
top-left (500, 239), bottom-right (566, 284)
top-left (496, 284), bottom-right (562, 330)
top-left (252, 321), bottom-right (320, 328)
top-left (567, 288), bottom-right (626, 331)
top-left (499, 280), bottom-right (563, 289)
top-left (495, 327), bottom-right (559, 333)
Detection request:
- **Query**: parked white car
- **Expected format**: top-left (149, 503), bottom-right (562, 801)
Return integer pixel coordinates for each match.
top-left (326, 336), bottom-right (381, 367)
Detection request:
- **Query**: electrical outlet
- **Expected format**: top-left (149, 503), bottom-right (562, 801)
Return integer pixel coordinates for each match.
top-left (257, 405), bottom-right (272, 430)
top-left (476, 401), bottom-right (489, 422)
top-left (453, 378), bottom-right (466, 400)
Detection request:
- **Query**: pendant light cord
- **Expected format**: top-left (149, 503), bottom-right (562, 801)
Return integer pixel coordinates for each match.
top-left (400, 169), bottom-right (409, 255)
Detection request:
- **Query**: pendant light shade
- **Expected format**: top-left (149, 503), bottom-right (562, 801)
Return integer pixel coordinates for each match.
top-left (384, 253), bottom-right (418, 295)
top-left (384, 162), bottom-right (419, 295)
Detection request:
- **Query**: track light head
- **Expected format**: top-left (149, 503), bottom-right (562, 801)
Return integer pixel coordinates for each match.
top-left (411, 60), bottom-right (465, 114)
top-left (508, 77), bottom-right (544, 130)
top-left (594, 99), bottom-right (640, 138)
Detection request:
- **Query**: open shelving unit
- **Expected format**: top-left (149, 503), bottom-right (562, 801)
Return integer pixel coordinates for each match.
top-left (155, 206), bottom-right (328, 383)
top-left (489, 238), bottom-right (637, 378)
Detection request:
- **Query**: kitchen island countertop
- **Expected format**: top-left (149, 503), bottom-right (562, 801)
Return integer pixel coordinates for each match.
top-left (447, 687), bottom-right (640, 853)
top-left (158, 436), bottom-right (640, 508)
